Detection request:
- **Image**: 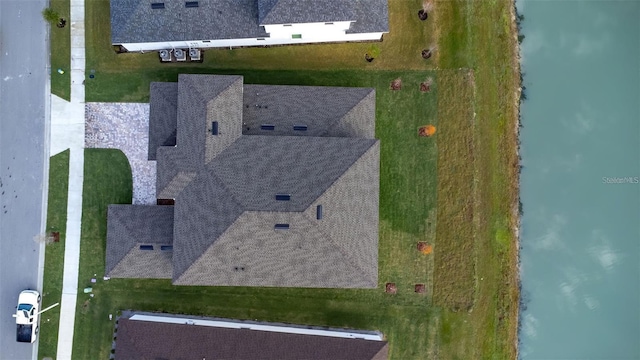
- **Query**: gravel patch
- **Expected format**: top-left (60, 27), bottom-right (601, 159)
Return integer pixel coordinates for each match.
top-left (85, 103), bottom-right (156, 205)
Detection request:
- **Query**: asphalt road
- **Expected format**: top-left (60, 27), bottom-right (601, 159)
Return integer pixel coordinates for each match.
top-left (0, 0), bottom-right (49, 359)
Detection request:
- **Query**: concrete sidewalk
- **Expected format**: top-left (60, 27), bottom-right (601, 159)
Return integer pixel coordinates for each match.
top-left (52, 0), bottom-right (86, 358)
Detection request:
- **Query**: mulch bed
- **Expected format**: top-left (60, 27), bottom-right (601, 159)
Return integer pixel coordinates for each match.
top-left (417, 241), bottom-right (433, 254)
top-left (385, 282), bottom-right (397, 294)
top-left (415, 284), bottom-right (426, 293)
top-left (418, 125), bottom-right (436, 137)
top-left (421, 49), bottom-right (432, 59)
top-left (420, 82), bottom-right (431, 92)
top-left (418, 9), bottom-right (428, 21)
top-left (390, 79), bottom-right (402, 90)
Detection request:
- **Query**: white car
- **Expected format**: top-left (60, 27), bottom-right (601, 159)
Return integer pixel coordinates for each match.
top-left (13, 290), bottom-right (41, 343)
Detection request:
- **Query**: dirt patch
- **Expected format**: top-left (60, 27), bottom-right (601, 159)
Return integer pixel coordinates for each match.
top-left (420, 82), bottom-right (431, 92)
top-left (421, 49), bottom-right (433, 59)
top-left (390, 78), bottom-right (402, 90)
top-left (418, 9), bottom-right (428, 21)
top-left (415, 284), bottom-right (426, 293)
top-left (385, 282), bottom-right (397, 294)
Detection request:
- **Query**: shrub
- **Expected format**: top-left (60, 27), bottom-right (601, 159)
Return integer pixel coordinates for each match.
top-left (42, 8), bottom-right (60, 24)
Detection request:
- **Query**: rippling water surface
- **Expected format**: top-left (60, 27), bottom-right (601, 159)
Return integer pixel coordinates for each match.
top-left (517, 1), bottom-right (640, 358)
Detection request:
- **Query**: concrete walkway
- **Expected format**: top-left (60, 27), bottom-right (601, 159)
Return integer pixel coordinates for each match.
top-left (51, 0), bottom-right (86, 358)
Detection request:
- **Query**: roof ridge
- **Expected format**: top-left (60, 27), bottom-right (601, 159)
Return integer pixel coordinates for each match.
top-left (320, 88), bottom-right (375, 137)
top-left (173, 171), bottom-right (246, 282)
top-left (304, 139), bottom-right (378, 202)
top-left (300, 211), bottom-right (371, 283)
top-left (106, 208), bottom-right (139, 275)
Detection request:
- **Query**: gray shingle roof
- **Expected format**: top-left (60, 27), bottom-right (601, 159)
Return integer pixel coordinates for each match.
top-left (106, 205), bottom-right (174, 278)
top-left (111, 0), bottom-right (268, 44)
top-left (115, 316), bottom-right (389, 360)
top-left (148, 84), bottom-right (376, 145)
top-left (242, 85), bottom-right (376, 138)
top-left (258, 0), bottom-right (355, 25)
top-left (110, 0), bottom-right (388, 45)
top-left (209, 135), bottom-right (376, 212)
top-left (172, 170), bottom-right (245, 282)
top-left (155, 146), bottom-right (197, 199)
top-left (107, 74), bottom-right (380, 288)
top-left (346, 0), bottom-right (389, 34)
top-left (176, 74), bottom-right (244, 167)
top-left (174, 141), bottom-right (379, 287)
top-left (148, 82), bottom-right (178, 161)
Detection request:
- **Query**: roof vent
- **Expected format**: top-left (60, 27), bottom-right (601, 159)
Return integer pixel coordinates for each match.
top-left (261, 124), bottom-right (275, 131)
top-left (316, 205), bottom-right (323, 220)
top-left (275, 194), bottom-right (290, 201)
top-left (210, 121), bottom-right (219, 135)
top-left (151, 2), bottom-right (165, 9)
top-left (293, 125), bottom-right (307, 131)
top-left (160, 245), bottom-right (173, 251)
top-left (185, 1), bottom-right (198, 7)
top-left (274, 224), bottom-right (289, 230)
top-left (140, 245), bottom-right (154, 250)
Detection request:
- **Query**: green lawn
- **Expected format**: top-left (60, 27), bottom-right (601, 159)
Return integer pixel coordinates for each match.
top-left (49, 0), bottom-right (70, 100)
top-left (55, 0), bottom-right (521, 358)
top-left (38, 150), bottom-right (70, 359)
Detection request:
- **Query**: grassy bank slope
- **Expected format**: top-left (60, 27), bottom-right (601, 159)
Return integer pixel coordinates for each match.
top-left (434, 0), bottom-right (521, 358)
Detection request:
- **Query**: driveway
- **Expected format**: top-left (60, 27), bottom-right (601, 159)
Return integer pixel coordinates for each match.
top-left (85, 103), bottom-right (156, 205)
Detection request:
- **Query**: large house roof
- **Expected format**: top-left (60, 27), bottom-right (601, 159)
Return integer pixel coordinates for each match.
top-left (110, 0), bottom-right (388, 45)
top-left (115, 314), bottom-right (389, 360)
top-left (106, 74), bottom-right (380, 288)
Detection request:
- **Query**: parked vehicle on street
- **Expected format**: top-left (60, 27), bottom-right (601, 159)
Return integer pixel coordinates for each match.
top-left (13, 290), bottom-right (41, 343)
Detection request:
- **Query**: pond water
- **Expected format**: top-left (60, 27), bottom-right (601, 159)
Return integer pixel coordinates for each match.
top-left (517, 0), bottom-right (640, 359)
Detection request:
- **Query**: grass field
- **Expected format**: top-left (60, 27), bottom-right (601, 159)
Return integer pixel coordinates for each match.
top-left (434, 0), bottom-right (521, 358)
top-left (49, 0), bottom-right (70, 100)
top-left (37, 150), bottom-right (70, 359)
top-left (432, 69), bottom-right (476, 312)
top-left (41, 0), bottom-right (522, 358)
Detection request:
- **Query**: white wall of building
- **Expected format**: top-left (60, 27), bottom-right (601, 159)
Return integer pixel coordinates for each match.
top-left (263, 21), bottom-right (353, 40)
top-left (119, 21), bottom-right (384, 52)
top-left (129, 314), bottom-right (384, 341)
